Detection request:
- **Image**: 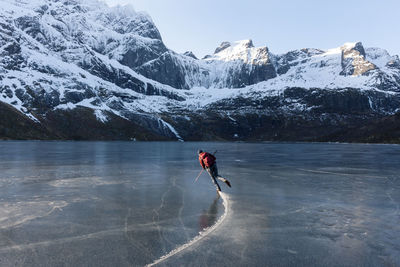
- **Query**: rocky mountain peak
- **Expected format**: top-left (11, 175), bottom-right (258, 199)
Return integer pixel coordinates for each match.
top-left (214, 39), bottom-right (255, 55)
top-left (232, 39), bottom-right (255, 50)
top-left (242, 39), bottom-right (255, 48)
top-left (386, 56), bottom-right (400, 69)
top-left (183, 51), bottom-right (198, 59)
top-left (208, 40), bottom-right (269, 63)
top-left (214, 41), bottom-right (231, 54)
top-left (341, 42), bottom-right (366, 57)
top-left (340, 42), bottom-right (377, 76)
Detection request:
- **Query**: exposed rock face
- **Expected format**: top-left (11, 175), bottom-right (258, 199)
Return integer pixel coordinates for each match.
top-left (275, 48), bottom-right (325, 75)
top-left (386, 56), bottom-right (400, 69)
top-left (135, 51), bottom-right (191, 89)
top-left (1, 0), bottom-right (400, 142)
top-left (340, 42), bottom-right (377, 76)
top-left (118, 39), bottom-right (167, 69)
top-left (129, 39), bottom-right (279, 89)
top-left (202, 40), bottom-right (277, 88)
top-left (169, 87), bottom-right (400, 142)
top-left (214, 41), bottom-right (232, 54)
top-left (183, 51), bottom-right (198, 59)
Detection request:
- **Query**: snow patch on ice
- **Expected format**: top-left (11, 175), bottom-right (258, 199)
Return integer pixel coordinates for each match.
top-left (49, 177), bottom-right (122, 188)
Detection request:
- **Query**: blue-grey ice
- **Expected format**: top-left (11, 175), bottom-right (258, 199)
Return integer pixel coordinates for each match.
top-left (0, 142), bottom-right (399, 266)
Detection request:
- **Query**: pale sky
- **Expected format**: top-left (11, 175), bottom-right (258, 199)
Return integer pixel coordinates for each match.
top-left (102, 0), bottom-right (400, 58)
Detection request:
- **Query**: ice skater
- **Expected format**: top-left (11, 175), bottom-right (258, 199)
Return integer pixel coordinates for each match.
top-left (197, 150), bottom-right (231, 193)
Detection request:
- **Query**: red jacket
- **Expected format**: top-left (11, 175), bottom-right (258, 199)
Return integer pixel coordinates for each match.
top-left (199, 152), bottom-right (216, 169)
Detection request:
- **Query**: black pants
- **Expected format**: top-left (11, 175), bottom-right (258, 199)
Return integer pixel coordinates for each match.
top-left (206, 163), bottom-right (226, 191)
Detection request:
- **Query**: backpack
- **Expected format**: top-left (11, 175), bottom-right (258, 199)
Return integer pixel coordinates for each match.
top-left (201, 152), bottom-right (216, 167)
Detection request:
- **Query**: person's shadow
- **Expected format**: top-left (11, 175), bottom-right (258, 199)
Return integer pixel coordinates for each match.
top-left (198, 195), bottom-right (220, 231)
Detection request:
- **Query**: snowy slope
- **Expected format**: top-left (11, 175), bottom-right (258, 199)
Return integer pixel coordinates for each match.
top-left (0, 0), bottom-right (189, 138)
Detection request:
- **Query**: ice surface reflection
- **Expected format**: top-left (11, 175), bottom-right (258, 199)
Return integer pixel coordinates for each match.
top-left (198, 195), bottom-right (220, 232)
top-left (0, 141), bottom-right (399, 267)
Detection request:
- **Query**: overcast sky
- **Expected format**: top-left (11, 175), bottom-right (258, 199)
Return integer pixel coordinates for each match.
top-left (102, 0), bottom-right (400, 58)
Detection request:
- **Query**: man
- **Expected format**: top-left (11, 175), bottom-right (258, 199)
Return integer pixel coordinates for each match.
top-left (198, 150), bottom-right (231, 193)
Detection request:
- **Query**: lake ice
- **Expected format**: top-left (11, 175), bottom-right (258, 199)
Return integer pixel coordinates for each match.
top-left (0, 142), bottom-right (399, 266)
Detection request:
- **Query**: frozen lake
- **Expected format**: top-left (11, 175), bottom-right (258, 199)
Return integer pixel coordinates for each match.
top-left (0, 141), bottom-right (399, 266)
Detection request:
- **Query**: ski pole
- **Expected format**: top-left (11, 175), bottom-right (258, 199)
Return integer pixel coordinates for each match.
top-left (194, 169), bottom-right (204, 183)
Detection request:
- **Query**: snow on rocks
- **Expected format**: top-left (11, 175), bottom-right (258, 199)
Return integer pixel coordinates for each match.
top-left (0, 0), bottom-right (400, 133)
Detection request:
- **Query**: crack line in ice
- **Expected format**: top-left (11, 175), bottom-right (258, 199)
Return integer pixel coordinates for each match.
top-left (145, 192), bottom-right (230, 267)
top-left (384, 177), bottom-right (400, 216)
top-left (172, 177), bottom-right (190, 242)
top-left (0, 222), bottom-right (180, 253)
top-left (0, 201), bottom-right (68, 229)
top-left (152, 182), bottom-right (174, 253)
top-left (297, 168), bottom-right (385, 179)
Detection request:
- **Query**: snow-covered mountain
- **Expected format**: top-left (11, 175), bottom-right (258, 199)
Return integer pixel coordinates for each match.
top-left (1, 0), bottom-right (400, 141)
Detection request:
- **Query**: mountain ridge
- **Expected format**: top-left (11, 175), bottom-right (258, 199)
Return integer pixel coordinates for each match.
top-left (1, 0), bottom-right (400, 141)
